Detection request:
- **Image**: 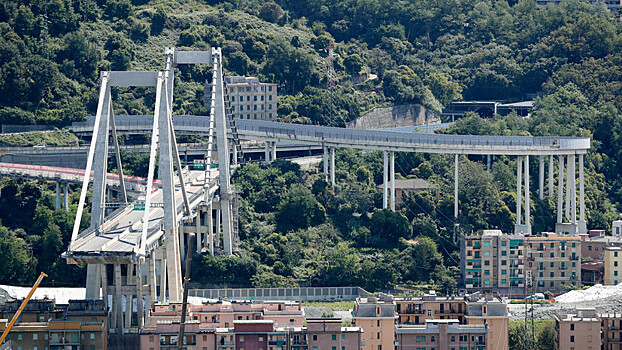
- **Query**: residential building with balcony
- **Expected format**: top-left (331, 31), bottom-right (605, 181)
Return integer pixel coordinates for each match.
top-left (601, 313), bottom-right (622, 350)
top-left (395, 319), bottom-right (488, 350)
top-left (225, 76), bottom-right (277, 121)
top-left (352, 294), bottom-right (397, 350)
top-left (554, 308), bottom-right (601, 350)
top-left (0, 299), bottom-right (108, 350)
top-left (394, 292), bottom-right (508, 350)
top-left (460, 230), bottom-right (525, 296)
top-left (304, 318), bottom-right (362, 350)
top-left (524, 233), bottom-right (582, 293)
top-left (604, 246), bottom-right (622, 285)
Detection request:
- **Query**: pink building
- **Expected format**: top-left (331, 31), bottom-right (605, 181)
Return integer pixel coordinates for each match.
top-left (396, 319), bottom-right (488, 350)
top-left (305, 318), bottom-right (363, 350)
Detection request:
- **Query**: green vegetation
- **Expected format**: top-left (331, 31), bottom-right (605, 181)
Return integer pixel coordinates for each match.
top-left (0, 0), bottom-right (621, 293)
top-left (509, 320), bottom-right (555, 350)
top-left (0, 130), bottom-right (78, 147)
top-left (302, 301), bottom-right (354, 311)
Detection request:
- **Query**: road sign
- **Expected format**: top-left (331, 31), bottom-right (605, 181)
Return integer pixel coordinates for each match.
top-left (134, 203), bottom-right (145, 211)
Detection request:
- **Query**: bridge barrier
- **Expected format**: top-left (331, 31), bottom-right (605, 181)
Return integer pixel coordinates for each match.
top-left (188, 286), bottom-right (370, 302)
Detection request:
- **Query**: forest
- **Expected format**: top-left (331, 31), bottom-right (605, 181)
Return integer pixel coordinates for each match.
top-left (0, 0), bottom-right (621, 292)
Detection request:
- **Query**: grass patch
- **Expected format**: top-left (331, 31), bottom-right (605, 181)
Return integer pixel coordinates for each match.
top-left (0, 130), bottom-right (79, 147)
top-left (302, 300), bottom-right (354, 311)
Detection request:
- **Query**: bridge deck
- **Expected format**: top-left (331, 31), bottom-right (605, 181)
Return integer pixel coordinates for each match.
top-left (64, 170), bottom-right (216, 264)
top-left (70, 116), bottom-right (590, 156)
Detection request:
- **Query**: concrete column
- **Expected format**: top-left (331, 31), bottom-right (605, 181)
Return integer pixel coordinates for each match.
top-left (159, 254), bottom-right (166, 302)
top-left (323, 145), bottom-right (328, 182)
top-left (63, 183), bottom-right (69, 211)
top-left (548, 155), bottom-right (554, 197)
top-left (570, 154), bottom-right (577, 225)
top-left (557, 155), bottom-right (565, 224)
top-left (330, 146), bottom-right (335, 188)
top-left (101, 264), bottom-right (108, 309)
top-left (125, 294), bottom-right (132, 329)
top-left (383, 151), bottom-right (388, 209)
top-left (222, 202), bottom-right (233, 255)
top-left (487, 154), bottom-right (491, 170)
top-left (525, 155), bottom-right (530, 232)
top-left (390, 151), bottom-right (395, 211)
top-left (516, 156), bottom-right (522, 226)
top-left (126, 263), bottom-right (134, 286)
top-left (271, 142), bottom-right (277, 163)
top-left (114, 264), bottom-right (123, 333)
top-left (231, 144), bottom-right (238, 166)
top-left (215, 208), bottom-right (221, 249)
top-left (208, 203), bottom-right (214, 255)
top-left (86, 264), bottom-right (101, 300)
top-left (136, 263), bottom-right (143, 327)
top-left (196, 209), bottom-right (202, 253)
top-left (539, 155), bottom-right (544, 200)
top-left (454, 154), bottom-right (459, 218)
top-left (55, 182), bottom-right (61, 210)
top-left (265, 142), bottom-right (270, 165)
top-left (179, 225), bottom-right (186, 261)
top-left (579, 154), bottom-right (587, 233)
top-left (565, 155), bottom-right (571, 221)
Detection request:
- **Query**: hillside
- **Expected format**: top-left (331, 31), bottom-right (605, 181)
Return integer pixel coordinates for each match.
top-left (0, 0), bottom-right (621, 292)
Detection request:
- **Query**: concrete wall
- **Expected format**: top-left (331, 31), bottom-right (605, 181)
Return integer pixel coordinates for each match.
top-left (189, 286), bottom-right (369, 302)
top-left (348, 104), bottom-right (440, 130)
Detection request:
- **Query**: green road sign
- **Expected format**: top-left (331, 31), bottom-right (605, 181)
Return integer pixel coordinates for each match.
top-left (134, 203), bottom-right (145, 211)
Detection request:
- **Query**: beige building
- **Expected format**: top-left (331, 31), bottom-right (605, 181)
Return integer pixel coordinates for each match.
top-left (601, 313), bottom-right (622, 350)
top-left (225, 76), bottom-right (277, 121)
top-left (604, 246), bottom-right (622, 285)
top-left (554, 308), bottom-right (601, 350)
top-left (395, 292), bottom-right (509, 350)
top-left (352, 294), bottom-right (397, 350)
top-left (461, 230), bottom-right (525, 296)
top-left (396, 319), bottom-right (488, 350)
top-left (524, 233), bottom-right (582, 293)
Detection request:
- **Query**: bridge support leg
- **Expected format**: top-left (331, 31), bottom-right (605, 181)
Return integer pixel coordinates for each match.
top-left (383, 151), bottom-right (388, 209)
top-left (323, 145), bottom-right (328, 182)
top-left (222, 200), bottom-right (233, 255)
top-left (196, 209), bottom-right (202, 253)
top-left (215, 208), bottom-right (221, 251)
top-left (136, 265), bottom-right (144, 328)
top-left (330, 146), bottom-right (335, 189)
top-left (516, 156), bottom-right (523, 230)
top-left (208, 203), bottom-right (214, 255)
top-left (101, 264), bottom-right (108, 308)
top-left (271, 142), bottom-right (277, 163)
top-left (56, 182), bottom-right (61, 210)
top-left (125, 293), bottom-right (132, 329)
top-left (63, 183), bottom-right (69, 211)
top-left (454, 154), bottom-right (459, 218)
top-left (570, 154), bottom-right (577, 226)
top-left (578, 154), bottom-right (587, 234)
top-left (390, 151), bottom-right (395, 211)
top-left (114, 264), bottom-right (123, 334)
top-left (265, 142), bottom-right (270, 165)
top-left (539, 155), bottom-right (544, 200)
top-left (549, 155), bottom-right (554, 197)
top-left (557, 155), bottom-right (565, 225)
top-left (86, 264), bottom-right (101, 300)
top-left (487, 154), bottom-right (491, 170)
top-left (180, 225), bottom-right (186, 262)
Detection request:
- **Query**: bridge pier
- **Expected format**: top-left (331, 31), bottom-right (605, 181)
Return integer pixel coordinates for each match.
top-left (390, 151), bottom-right (395, 211)
top-left (323, 145), bottom-right (329, 182)
top-left (382, 151), bottom-right (396, 211)
top-left (549, 155), bottom-right (555, 197)
top-left (554, 154), bottom-right (586, 234)
top-left (330, 146), bottom-right (335, 188)
top-left (383, 151), bottom-right (388, 209)
top-left (56, 182), bottom-right (61, 210)
top-left (207, 202), bottom-right (214, 255)
top-left (515, 155), bottom-right (531, 234)
top-left (215, 207), bottom-right (221, 252)
top-left (454, 154), bottom-right (459, 218)
top-left (539, 155), bottom-right (545, 199)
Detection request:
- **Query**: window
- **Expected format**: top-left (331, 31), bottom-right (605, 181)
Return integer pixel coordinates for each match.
top-left (615, 261), bottom-right (619, 267)
top-left (258, 337), bottom-right (263, 341)
top-left (240, 336), bottom-right (244, 342)
top-left (254, 96), bottom-right (257, 101)
top-left (431, 336), bottom-right (436, 342)
top-left (501, 260), bottom-right (507, 265)
top-left (33, 334), bottom-right (38, 340)
top-left (502, 241), bottom-right (507, 246)
top-left (342, 334), bottom-right (346, 341)
top-left (570, 335), bottom-right (575, 342)
top-left (90, 333), bottom-right (95, 340)
top-left (502, 270), bottom-right (507, 275)
top-left (269, 86), bottom-right (273, 91)
top-left (502, 279), bottom-right (507, 285)
top-left (332, 334), bottom-right (336, 341)
top-left (484, 260), bottom-right (490, 266)
top-left (550, 253), bottom-right (554, 258)
top-left (550, 243), bottom-right (554, 248)
top-left (570, 324), bottom-right (574, 330)
top-left (313, 335), bottom-right (317, 341)
top-left (484, 270), bottom-right (490, 275)
top-left (231, 96), bottom-right (235, 102)
top-left (484, 251), bottom-right (490, 256)
top-left (253, 105), bottom-right (257, 110)
top-left (261, 96), bottom-right (264, 101)
top-left (90, 346), bottom-right (95, 350)
top-left (484, 241), bottom-right (490, 247)
top-left (17, 334), bottom-right (22, 340)
top-left (332, 347), bottom-right (336, 350)
top-left (485, 279), bottom-right (490, 285)
top-left (502, 251), bottom-right (507, 256)
top-left (550, 272), bottom-right (555, 277)
top-left (615, 271), bottom-right (619, 276)
top-left (588, 246), bottom-right (592, 251)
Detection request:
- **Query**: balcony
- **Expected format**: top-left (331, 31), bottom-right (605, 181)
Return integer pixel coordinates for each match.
top-left (291, 340), bottom-right (308, 346)
top-left (400, 308), bottom-right (424, 314)
top-left (435, 309), bottom-right (463, 314)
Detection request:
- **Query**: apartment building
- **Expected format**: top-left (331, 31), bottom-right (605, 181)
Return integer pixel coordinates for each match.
top-left (554, 308), bottom-right (601, 350)
top-left (601, 313), bottom-right (622, 350)
top-left (395, 319), bottom-right (488, 350)
top-left (604, 246), bottom-right (622, 285)
top-left (225, 76), bottom-right (277, 121)
top-left (140, 318), bottom-right (362, 350)
top-left (394, 292), bottom-right (509, 350)
top-left (150, 300), bottom-right (304, 329)
top-left (524, 233), bottom-right (581, 293)
top-left (352, 294), bottom-right (397, 350)
top-left (460, 230), bottom-right (525, 296)
top-left (0, 299), bottom-right (108, 350)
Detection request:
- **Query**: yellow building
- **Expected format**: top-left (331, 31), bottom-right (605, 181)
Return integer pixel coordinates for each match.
top-left (352, 294), bottom-right (397, 350)
top-left (604, 246), bottom-right (622, 285)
